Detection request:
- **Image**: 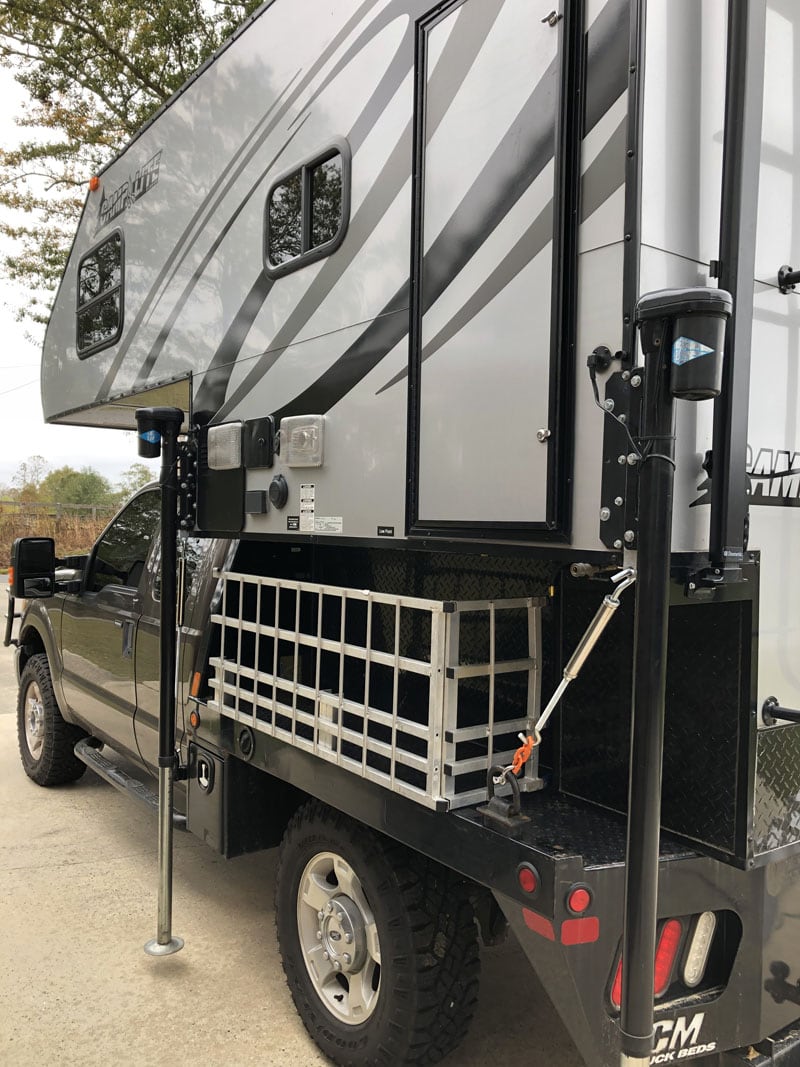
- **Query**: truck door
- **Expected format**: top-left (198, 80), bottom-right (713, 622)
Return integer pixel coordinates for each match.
top-left (134, 535), bottom-right (214, 770)
top-left (60, 488), bottom-right (160, 760)
top-left (410, 0), bottom-right (565, 537)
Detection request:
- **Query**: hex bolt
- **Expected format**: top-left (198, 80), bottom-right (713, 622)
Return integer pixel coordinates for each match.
top-left (618, 454), bottom-right (627, 465)
top-left (624, 529), bottom-right (635, 544)
top-left (621, 370), bottom-right (631, 382)
top-left (536, 428), bottom-right (551, 442)
top-left (627, 453), bottom-right (639, 466)
top-left (615, 496), bottom-right (624, 506)
top-left (630, 374), bottom-right (642, 389)
top-left (599, 507), bottom-right (611, 522)
top-left (618, 414), bottom-right (627, 424)
top-left (613, 539), bottom-right (623, 549)
top-left (604, 399), bottom-right (615, 412)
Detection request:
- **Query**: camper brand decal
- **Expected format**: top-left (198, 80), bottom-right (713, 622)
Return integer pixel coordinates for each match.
top-left (649, 1013), bottom-right (715, 1063)
top-left (746, 445), bottom-right (800, 507)
top-left (99, 150), bottom-right (162, 228)
top-left (671, 337), bottom-right (714, 366)
top-left (692, 444), bottom-right (800, 508)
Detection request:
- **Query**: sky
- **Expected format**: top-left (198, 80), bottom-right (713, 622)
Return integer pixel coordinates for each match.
top-left (0, 67), bottom-right (159, 492)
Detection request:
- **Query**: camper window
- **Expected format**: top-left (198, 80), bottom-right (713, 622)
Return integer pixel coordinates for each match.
top-left (265, 144), bottom-right (349, 276)
top-left (76, 231), bottom-right (123, 358)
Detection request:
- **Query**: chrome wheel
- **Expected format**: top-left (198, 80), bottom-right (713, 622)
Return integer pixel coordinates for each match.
top-left (24, 681), bottom-right (45, 761)
top-left (296, 850), bottom-right (382, 1025)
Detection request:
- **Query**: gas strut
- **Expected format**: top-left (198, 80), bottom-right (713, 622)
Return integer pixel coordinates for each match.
top-left (494, 568), bottom-right (636, 785)
top-left (136, 406), bottom-right (185, 958)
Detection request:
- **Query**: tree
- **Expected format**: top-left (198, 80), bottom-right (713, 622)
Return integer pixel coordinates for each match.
top-left (39, 464), bottom-right (114, 504)
top-left (11, 453), bottom-right (48, 499)
top-left (0, 0), bottom-right (261, 321)
top-left (115, 461), bottom-right (154, 500)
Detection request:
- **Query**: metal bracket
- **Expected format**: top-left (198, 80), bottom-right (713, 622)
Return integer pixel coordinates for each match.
top-left (778, 265), bottom-right (800, 295)
top-left (599, 370), bottom-right (643, 549)
top-left (477, 766), bottom-right (530, 834)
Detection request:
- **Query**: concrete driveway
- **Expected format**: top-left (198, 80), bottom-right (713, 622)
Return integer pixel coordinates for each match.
top-left (0, 627), bottom-right (583, 1066)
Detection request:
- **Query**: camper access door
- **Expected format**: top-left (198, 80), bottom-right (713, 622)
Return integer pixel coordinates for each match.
top-left (409, 0), bottom-right (573, 538)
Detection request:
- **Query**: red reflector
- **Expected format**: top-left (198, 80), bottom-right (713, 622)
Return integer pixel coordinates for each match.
top-left (611, 958), bottom-right (623, 1009)
top-left (654, 919), bottom-right (683, 997)
top-left (522, 908), bottom-right (555, 941)
top-left (518, 864), bottom-right (538, 894)
top-left (561, 917), bottom-right (600, 945)
top-left (567, 886), bottom-right (592, 914)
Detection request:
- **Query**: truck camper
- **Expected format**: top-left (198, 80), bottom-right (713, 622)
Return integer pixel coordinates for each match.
top-left (10, 0), bottom-right (800, 1064)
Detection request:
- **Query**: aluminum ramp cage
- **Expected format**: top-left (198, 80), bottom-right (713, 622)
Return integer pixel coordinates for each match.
top-left (208, 571), bottom-right (545, 810)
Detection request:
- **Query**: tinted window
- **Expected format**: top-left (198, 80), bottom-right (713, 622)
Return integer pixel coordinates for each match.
top-left (268, 172), bottom-right (303, 266)
top-left (77, 232), bottom-right (123, 357)
top-left (311, 156), bottom-right (343, 247)
top-left (265, 146), bottom-right (348, 276)
top-left (88, 489), bottom-right (160, 593)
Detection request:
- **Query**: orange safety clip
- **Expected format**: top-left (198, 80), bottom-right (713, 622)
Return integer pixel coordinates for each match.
top-left (510, 732), bottom-right (538, 777)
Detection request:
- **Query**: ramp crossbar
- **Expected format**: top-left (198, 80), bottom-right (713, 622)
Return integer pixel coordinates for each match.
top-left (208, 571), bottom-right (545, 810)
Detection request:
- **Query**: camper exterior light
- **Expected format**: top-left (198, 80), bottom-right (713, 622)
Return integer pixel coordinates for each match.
top-left (207, 422), bottom-right (243, 470)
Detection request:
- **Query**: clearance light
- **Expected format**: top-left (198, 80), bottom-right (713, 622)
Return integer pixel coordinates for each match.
top-left (567, 886), bottom-right (592, 915)
top-left (517, 864), bottom-right (539, 894)
top-left (653, 919), bottom-right (683, 997)
top-left (89, 175), bottom-right (100, 192)
top-left (190, 671), bottom-right (203, 698)
top-left (683, 911), bottom-right (717, 988)
top-left (189, 709), bottom-right (200, 729)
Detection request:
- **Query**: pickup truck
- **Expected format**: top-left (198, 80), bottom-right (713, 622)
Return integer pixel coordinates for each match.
top-left (15, 486), bottom-right (224, 790)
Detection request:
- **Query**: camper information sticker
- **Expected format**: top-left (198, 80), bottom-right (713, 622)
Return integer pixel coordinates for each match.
top-left (299, 484), bottom-right (315, 532)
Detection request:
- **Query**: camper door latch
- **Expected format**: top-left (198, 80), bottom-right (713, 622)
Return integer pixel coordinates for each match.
top-left (541, 10), bottom-right (563, 27)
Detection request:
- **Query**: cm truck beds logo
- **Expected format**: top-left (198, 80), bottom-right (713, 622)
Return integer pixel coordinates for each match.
top-left (98, 150), bottom-right (162, 227)
top-left (692, 444), bottom-right (800, 508)
top-left (650, 1013), bottom-right (716, 1063)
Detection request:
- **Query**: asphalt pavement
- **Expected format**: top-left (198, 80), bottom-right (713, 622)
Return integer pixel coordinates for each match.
top-left (0, 624), bottom-right (583, 1066)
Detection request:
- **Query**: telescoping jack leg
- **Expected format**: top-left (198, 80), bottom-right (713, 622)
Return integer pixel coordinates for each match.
top-left (137, 406), bottom-right (185, 958)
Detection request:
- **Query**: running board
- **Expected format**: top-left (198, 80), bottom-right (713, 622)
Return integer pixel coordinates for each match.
top-left (74, 739), bottom-right (186, 829)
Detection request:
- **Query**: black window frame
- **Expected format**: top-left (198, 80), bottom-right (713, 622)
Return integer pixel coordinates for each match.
top-left (263, 140), bottom-right (351, 278)
top-left (76, 229), bottom-right (125, 359)
top-left (84, 486), bottom-right (160, 594)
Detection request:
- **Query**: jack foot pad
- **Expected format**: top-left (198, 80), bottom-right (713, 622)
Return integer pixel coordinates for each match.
top-left (144, 936), bottom-right (184, 957)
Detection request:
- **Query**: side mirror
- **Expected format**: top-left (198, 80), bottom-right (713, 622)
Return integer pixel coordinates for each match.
top-left (10, 537), bottom-right (56, 599)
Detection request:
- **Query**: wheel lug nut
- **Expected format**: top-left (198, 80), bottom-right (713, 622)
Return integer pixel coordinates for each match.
top-left (318, 911), bottom-right (324, 920)
top-left (333, 961), bottom-right (341, 971)
top-left (342, 953), bottom-right (352, 966)
top-left (316, 931), bottom-right (323, 940)
top-left (344, 933), bottom-right (353, 944)
top-left (322, 951), bottom-right (329, 961)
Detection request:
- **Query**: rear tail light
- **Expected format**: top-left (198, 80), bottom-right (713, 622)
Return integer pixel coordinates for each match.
top-left (609, 918), bottom-right (685, 1010)
top-left (683, 911), bottom-right (717, 988)
top-left (653, 919), bottom-right (683, 996)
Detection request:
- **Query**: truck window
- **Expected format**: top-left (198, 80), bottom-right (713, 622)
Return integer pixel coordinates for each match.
top-left (87, 488), bottom-right (160, 593)
top-left (265, 144), bottom-right (349, 276)
top-left (76, 231), bottom-right (123, 358)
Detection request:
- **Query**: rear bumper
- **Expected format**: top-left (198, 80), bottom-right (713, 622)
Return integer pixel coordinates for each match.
top-left (717, 1021), bottom-right (800, 1064)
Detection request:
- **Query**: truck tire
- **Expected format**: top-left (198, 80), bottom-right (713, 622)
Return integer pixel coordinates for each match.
top-left (275, 800), bottom-right (480, 1066)
top-left (17, 654), bottom-right (86, 786)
